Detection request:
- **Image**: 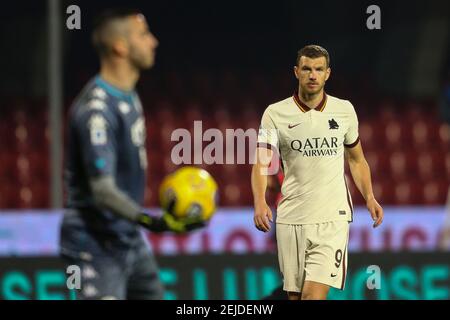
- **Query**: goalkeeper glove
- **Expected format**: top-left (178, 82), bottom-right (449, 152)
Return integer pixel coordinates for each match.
top-left (137, 212), bottom-right (205, 234)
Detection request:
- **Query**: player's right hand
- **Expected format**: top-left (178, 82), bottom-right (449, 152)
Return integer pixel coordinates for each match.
top-left (162, 212), bottom-right (206, 233)
top-left (253, 201), bottom-right (273, 232)
top-left (366, 197), bottom-right (383, 228)
top-left (137, 212), bottom-right (205, 233)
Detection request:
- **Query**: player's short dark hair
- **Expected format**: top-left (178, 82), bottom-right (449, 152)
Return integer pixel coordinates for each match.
top-left (296, 45), bottom-right (330, 68)
top-left (92, 8), bottom-right (142, 57)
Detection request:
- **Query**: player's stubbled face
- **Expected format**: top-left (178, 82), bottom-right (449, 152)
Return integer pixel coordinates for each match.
top-left (127, 14), bottom-right (159, 69)
top-left (295, 56), bottom-right (330, 95)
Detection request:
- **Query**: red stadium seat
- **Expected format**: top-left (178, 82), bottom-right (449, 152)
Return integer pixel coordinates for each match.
top-left (221, 182), bottom-right (242, 206)
top-left (191, 73), bottom-right (215, 101)
top-left (14, 154), bottom-right (32, 185)
top-left (143, 184), bottom-right (158, 207)
top-left (0, 186), bottom-right (12, 208)
top-left (162, 155), bottom-right (178, 176)
top-left (30, 183), bottom-right (49, 208)
top-left (426, 119), bottom-right (442, 143)
top-left (147, 151), bottom-right (165, 175)
top-left (182, 102), bottom-right (204, 127)
top-left (389, 151), bottom-right (417, 180)
top-left (235, 101), bottom-right (258, 125)
top-left (417, 153), bottom-right (434, 181)
top-left (0, 154), bottom-right (14, 182)
top-left (377, 102), bottom-right (397, 122)
top-left (220, 164), bottom-right (240, 180)
top-left (417, 151), bottom-right (445, 181)
top-left (154, 102), bottom-right (178, 125)
top-left (16, 186), bottom-right (33, 208)
top-left (412, 119), bottom-right (441, 150)
top-left (7, 151), bottom-right (50, 188)
top-left (146, 121), bottom-right (162, 150)
top-left (372, 179), bottom-right (395, 204)
top-left (12, 108), bottom-right (30, 126)
top-left (365, 151), bottom-right (390, 178)
top-left (446, 153), bottom-right (450, 180)
top-left (203, 164), bottom-right (224, 182)
top-left (217, 71), bottom-right (240, 101)
top-left (384, 120), bottom-right (411, 150)
top-left (394, 180), bottom-right (423, 205)
top-left (27, 123), bottom-right (48, 152)
top-left (212, 104), bottom-right (233, 124)
top-left (404, 105), bottom-right (425, 124)
top-left (438, 124), bottom-right (450, 151)
top-left (359, 121), bottom-right (376, 151)
top-left (13, 124), bottom-right (33, 153)
top-left (422, 180), bottom-right (448, 205)
top-left (238, 180), bottom-right (253, 205)
top-left (159, 123), bottom-right (180, 153)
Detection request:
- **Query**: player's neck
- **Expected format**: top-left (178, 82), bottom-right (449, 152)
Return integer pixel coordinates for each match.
top-left (99, 60), bottom-right (139, 92)
top-left (297, 88), bottom-right (324, 110)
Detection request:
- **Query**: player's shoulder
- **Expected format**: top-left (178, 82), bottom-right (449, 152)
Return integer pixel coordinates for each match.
top-left (264, 96), bottom-right (296, 115)
top-left (69, 79), bottom-right (118, 128)
top-left (71, 78), bottom-right (117, 121)
top-left (326, 94), bottom-right (356, 113)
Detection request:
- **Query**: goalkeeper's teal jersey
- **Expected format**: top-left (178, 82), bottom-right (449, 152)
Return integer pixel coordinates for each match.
top-left (64, 75), bottom-right (147, 236)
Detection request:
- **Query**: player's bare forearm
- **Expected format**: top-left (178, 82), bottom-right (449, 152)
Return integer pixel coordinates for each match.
top-left (90, 175), bottom-right (142, 222)
top-left (345, 142), bottom-right (383, 228)
top-left (345, 142), bottom-right (374, 200)
top-left (251, 162), bottom-right (268, 205)
top-left (251, 147), bottom-right (274, 232)
top-left (251, 147), bottom-right (274, 205)
top-left (347, 157), bottom-right (374, 201)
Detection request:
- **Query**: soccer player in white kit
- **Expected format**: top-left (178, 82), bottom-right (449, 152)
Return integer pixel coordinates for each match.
top-left (251, 45), bottom-right (384, 300)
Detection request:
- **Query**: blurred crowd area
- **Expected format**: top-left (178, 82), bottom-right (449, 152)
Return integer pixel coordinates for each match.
top-left (0, 70), bottom-right (448, 209)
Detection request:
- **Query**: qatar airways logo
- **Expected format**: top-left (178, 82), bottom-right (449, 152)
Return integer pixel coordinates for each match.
top-left (290, 137), bottom-right (339, 157)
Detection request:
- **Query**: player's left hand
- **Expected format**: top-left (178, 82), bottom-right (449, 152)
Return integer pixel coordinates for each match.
top-left (366, 197), bottom-right (383, 228)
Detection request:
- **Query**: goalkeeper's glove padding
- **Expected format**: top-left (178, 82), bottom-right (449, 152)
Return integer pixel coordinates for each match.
top-left (137, 212), bottom-right (205, 233)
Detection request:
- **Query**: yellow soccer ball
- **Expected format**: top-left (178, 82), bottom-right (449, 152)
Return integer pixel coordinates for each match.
top-left (159, 166), bottom-right (218, 221)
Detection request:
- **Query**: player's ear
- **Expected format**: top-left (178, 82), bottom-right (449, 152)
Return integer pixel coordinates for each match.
top-left (293, 66), bottom-right (299, 80)
top-left (112, 38), bottom-right (129, 57)
top-left (325, 67), bottom-right (331, 81)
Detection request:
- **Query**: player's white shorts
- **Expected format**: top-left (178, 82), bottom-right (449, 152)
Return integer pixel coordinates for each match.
top-left (276, 221), bottom-right (349, 292)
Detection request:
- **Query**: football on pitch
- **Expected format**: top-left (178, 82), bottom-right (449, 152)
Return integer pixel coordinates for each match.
top-left (159, 166), bottom-right (218, 221)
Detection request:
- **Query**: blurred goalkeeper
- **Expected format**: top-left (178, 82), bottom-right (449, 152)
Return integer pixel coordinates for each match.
top-left (60, 8), bottom-right (203, 300)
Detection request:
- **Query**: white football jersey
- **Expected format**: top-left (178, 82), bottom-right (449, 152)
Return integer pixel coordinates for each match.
top-left (257, 92), bottom-right (359, 225)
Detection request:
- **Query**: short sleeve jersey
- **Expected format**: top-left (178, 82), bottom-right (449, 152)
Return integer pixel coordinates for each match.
top-left (258, 92), bottom-right (359, 225)
top-left (65, 76), bottom-right (148, 234)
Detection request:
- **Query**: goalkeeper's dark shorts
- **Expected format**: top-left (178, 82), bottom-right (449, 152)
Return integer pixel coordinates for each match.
top-left (59, 211), bottom-right (164, 300)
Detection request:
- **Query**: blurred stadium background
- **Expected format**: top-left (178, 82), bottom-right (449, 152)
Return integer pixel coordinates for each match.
top-left (0, 0), bottom-right (449, 300)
